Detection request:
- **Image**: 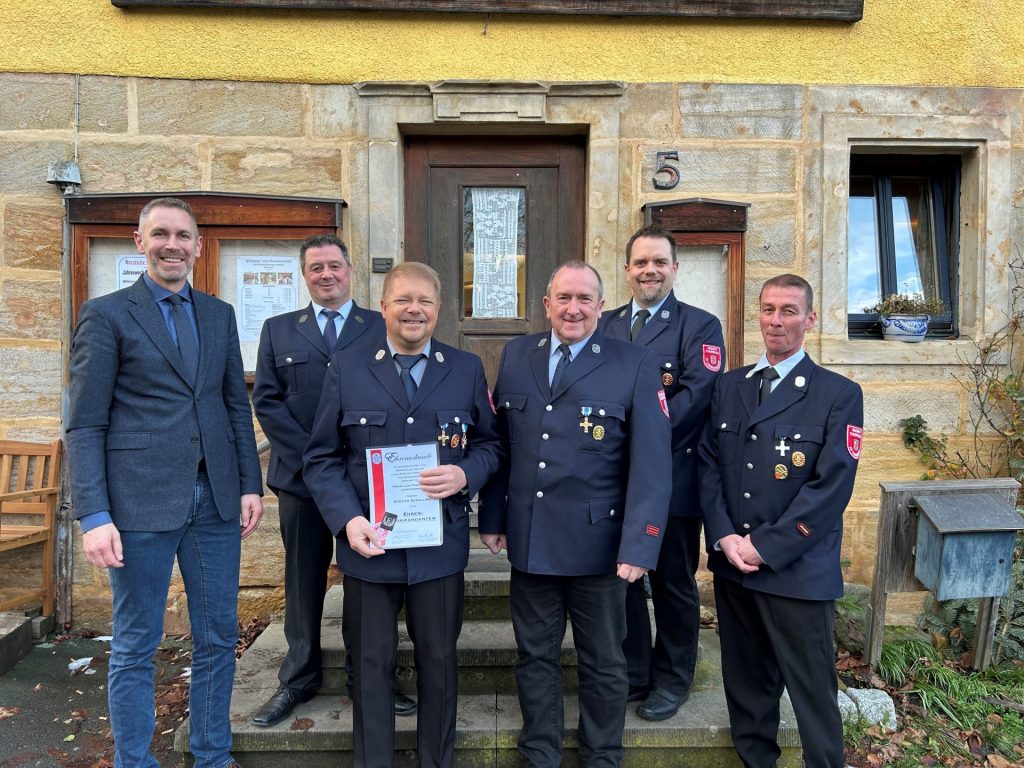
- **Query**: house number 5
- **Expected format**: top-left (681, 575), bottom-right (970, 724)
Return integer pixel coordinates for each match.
top-left (653, 151), bottom-right (680, 190)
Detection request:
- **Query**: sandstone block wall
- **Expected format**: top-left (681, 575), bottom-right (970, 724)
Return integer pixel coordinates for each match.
top-left (1, 72), bottom-right (1021, 629)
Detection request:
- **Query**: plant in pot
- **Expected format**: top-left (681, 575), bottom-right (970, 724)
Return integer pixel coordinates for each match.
top-left (864, 292), bottom-right (947, 342)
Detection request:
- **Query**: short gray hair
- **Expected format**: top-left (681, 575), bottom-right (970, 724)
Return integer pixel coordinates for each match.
top-left (546, 261), bottom-right (604, 300)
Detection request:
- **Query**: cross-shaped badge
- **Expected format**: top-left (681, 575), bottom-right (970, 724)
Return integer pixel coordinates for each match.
top-left (775, 438), bottom-right (790, 457)
top-left (438, 423), bottom-right (449, 445)
top-left (579, 406), bottom-right (593, 434)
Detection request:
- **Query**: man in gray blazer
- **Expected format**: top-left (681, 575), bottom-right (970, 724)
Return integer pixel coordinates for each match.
top-left (67, 197), bottom-right (264, 768)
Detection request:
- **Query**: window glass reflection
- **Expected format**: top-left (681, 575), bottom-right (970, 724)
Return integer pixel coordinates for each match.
top-left (847, 176), bottom-right (882, 312)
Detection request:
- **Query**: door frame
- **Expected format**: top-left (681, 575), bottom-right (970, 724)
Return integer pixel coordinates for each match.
top-left (353, 81), bottom-right (625, 309)
top-left (403, 135), bottom-right (586, 380)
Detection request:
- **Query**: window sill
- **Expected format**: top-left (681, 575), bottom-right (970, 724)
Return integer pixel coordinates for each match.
top-left (820, 337), bottom-right (1006, 366)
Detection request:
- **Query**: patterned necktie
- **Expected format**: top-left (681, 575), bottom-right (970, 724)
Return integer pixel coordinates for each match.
top-left (551, 343), bottom-right (572, 392)
top-left (394, 353), bottom-right (424, 403)
top-left (759, 366), bottom-right (779, 405)
top-left (631, 308), bottom-right (651, 342)
top-left (321, 309), bottom-right (340, 352)
top-left (166, 294), bottom-right (198, 385)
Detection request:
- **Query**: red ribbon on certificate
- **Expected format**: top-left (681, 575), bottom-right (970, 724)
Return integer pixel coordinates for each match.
top-left (369, 448), bottom-right (386, 526)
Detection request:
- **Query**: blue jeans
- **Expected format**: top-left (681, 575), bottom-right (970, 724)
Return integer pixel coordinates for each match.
top-left (108, 468), bottom-right (240, 768)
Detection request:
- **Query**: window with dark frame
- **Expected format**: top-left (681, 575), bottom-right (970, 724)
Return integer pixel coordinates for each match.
top-left (846, 154), bottom-right (961, 340)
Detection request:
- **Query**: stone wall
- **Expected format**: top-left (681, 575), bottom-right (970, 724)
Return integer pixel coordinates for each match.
top-left (1, 72), bottom-right (1021, 629)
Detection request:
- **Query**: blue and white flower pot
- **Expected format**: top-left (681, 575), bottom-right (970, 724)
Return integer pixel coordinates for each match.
top-left (880, 314), bottom-right (929, 342)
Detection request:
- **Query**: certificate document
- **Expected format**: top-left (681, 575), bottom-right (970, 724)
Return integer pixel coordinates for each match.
top-left (366, 443), bottom-right (444, 549)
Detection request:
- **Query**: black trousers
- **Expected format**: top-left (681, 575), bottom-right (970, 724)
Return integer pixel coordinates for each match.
top-left (276, 490), bottom-right (334, 694)
top-left (714, 575), bottom-right (844, 768)
top-left (345, 572), bottom-right (464, 768)
top-left (623, 516), bottom-right (702, 693)
top-left (510, 567), bottom-right (628, 768)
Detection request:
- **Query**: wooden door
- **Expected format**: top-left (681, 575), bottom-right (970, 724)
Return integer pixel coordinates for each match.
top-left (404, 136), bottom-right (585, 384)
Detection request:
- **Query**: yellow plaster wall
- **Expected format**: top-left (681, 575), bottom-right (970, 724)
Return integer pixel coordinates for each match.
top-left (3, 0), bottom-right (1021, 87)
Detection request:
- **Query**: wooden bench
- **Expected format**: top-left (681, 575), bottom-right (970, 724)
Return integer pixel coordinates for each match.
top-left (0, 439), bottom-right (62, 616)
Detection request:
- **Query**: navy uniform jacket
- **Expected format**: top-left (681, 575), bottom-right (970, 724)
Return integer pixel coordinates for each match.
top-left (698, 355), bottom-right (863, 601)
top-left (67, 277), bottom-right (263, 530)
top-left (600, 293), bottom-right (724, 517)
top-left (479, 331), bottom-right (672, 576)
top-left (253, 302), bottom-right (384, 498)
top-left (303, 337), bottom-right (502, 585)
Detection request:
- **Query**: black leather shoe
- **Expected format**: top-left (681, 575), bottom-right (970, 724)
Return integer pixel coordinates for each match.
top-left (636, 687), bottom-right (688, 721)
top-left (627, 684), bottom-right (651, 703)
top-left (394, 690), bottom-right (417, 717)
top-left (252, 686), bottom-right (315, 727)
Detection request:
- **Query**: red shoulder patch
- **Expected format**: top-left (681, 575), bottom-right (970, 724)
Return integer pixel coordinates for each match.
top-left (702, 344), bottom-right (722, 372)
top-left (847, 425), bottom-right (863, 460)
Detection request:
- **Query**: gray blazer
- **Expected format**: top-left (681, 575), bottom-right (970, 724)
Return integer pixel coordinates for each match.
top-left (67, 277), bottom-right (263, 531)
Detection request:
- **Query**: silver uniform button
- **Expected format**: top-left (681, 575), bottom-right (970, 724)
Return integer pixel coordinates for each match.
top-left (720, 422), bottom-right (727, 429)
top-left (536, 491), bottom-right (544, 498)
top-left (406, 416), bottom-right (414, 424)
top-left (743, 523), bottom-right (751, 530)
top-left (685, 448), bottom-right (693, 455)
top-left (454, 417), bottom-right (461, 423)
top-left (505, 401), bottom-right (511, 408)
top-left (794, 433), bottom-right (801, 440)
top-left (599, 409), bottom-right (606, 416)
top-left (609, 509), bottom-right (616, 516)
top-left (545, 405), bottom-right (553, 411)
top-left (539, 462), bottom-right (546, 469)
top-left (542, 433), bottom-right (549, 440)
top-left (743, 492), bottom-right (751, 499)
top-left (359, 417), bottom-right (367, 425)
top-left (285, 357), bottom-right (293, 363)
top-left (751, 434), bottom-right (758, 441)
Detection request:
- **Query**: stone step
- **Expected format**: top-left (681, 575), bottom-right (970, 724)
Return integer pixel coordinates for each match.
top-left (180, 623), bottom-right (801, 767)
top-left (262, 585), bottom-right (577, 694)
top-left (246, 614), bottom-right (581, 696)
top-left (321, 552), bottom-right (513, 621)
top-left (0, 611), bottom-right (33, 677)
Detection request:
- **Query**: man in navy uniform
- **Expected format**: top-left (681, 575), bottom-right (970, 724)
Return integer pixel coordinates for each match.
top-left (480, 261), bottom-right (672, 768)
top-left (600, 225), bottom-right (724, 720)
top-left (303, 262), bottom-right (502, 768)
top-left (251, 234), bottom-right (416, 726)
top-left (699, 274), bottom-right (863, 768)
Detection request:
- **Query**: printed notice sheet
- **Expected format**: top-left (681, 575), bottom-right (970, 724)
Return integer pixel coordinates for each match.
top-left (365, 443), bottom-right (443, 549)
top-left (236, 255), bottom-right (300, 343)
top-left (116, 255), bottom-right (149, 289)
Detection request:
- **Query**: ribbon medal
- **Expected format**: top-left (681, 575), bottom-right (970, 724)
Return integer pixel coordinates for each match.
top-left (579, 406), bottom-right (594, 434)
top-left (437, 423), bottom-right (449, 447)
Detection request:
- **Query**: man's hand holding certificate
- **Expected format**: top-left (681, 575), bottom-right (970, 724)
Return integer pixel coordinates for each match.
top-left (420, 463), bottom-right (468, 499)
